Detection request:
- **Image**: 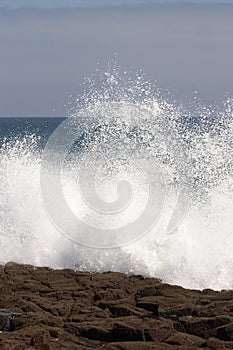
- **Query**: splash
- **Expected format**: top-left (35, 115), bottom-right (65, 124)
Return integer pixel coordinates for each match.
top-left (0, 66), bottom-right (233, 290)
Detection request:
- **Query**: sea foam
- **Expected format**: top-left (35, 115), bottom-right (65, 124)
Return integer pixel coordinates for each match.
top-left (0, 67), bottom-right (233, 290)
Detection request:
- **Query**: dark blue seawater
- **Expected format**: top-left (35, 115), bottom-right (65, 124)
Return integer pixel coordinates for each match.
top-left (0, 117), bottom-right (65, 148)
top-left (0, 115), bottom-right (224, 150)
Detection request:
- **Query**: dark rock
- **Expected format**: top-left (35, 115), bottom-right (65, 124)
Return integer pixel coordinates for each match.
top-left (111, 322), bottom-right (145, 341)
top-left (98, 300), bottom-right (150, 317)
top-left (207, 337), bottom-right (233, 349)
top-left (180, 315), bottom-right (233, 338)
top-left (208, 321), bottom-right (233, 341)
top-left (136, 301), bottom-right (159, 316)
top-left (105, 342), bottom-right (174, 349)
top-left (1, 262), bottom-right (233, 348)
top-left (135, 286), bottom-right (157, 300)
top-left (165, 332), bottom-right (206, 346)
top-left (0, 309), bottom-right (21, 332)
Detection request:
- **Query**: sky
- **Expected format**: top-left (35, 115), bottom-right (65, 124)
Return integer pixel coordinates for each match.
top-left (1, 0), bottom-right (233, 8)
top-left (0, 0), bottom-right (232, 116)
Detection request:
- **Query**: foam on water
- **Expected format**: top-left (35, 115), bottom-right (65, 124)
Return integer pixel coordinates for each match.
top-left (0, 66), bottom-right (233, 290)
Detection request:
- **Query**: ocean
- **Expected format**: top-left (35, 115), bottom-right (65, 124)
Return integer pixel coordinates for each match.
top-left (0, 70), bottom-right (233, 291)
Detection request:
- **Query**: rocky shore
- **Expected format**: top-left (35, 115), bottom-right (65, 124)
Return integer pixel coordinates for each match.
top-left (0, 263), bottom-right (233, 349)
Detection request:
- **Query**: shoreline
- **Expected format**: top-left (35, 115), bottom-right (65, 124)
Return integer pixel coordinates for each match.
top-left (0, 262), bottom-right (233, 349)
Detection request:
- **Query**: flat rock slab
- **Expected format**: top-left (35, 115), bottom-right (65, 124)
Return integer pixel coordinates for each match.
top-left (0, 262), bottom-right (233, 349)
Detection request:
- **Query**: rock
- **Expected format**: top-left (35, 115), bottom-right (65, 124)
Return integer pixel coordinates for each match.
top-left (97, 300), bottom-right (151, 317)
top-left (208, 322), bottom-right (233, 341)
top-left (111, 321), bottom-right (145, 341)
top-left (105, 342), bottom-right (173, 350)
top-left (165, 332), bottom-right (206, 346)
top-left (136, 301), bottom-right (159, 316)
top-left (1, 262), bottom-right (233, 348)
top-left (135, 286), bottom-right (157, 300)
top-left (207, 337), bottom-right (233, 349)
top-left (0, 310), bottom-right (21, 332)
top-left (180, 315), bottom-right (233, 338)
top-left (144, 318), bottom-right (175, 342)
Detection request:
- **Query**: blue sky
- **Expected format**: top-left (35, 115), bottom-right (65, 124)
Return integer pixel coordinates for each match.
top-left (0, 1), bottom-right (232, 116)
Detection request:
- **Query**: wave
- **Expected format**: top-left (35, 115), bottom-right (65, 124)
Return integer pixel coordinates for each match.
top-left (0, 66), bottom-right (233, 290)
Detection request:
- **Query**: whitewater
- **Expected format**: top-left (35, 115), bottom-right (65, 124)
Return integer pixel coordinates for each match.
top-left (0, 66), bottom-right (233, 291)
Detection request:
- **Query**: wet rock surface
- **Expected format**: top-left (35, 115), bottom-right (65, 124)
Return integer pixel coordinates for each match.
top-left (0, 262), bottom-right (233, 349)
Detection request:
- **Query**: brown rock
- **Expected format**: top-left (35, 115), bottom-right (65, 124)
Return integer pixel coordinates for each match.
top-left (165, 332), bottom-right (206, 346)
top-left (105, 342), bottom-right (173, 349)
top-left (208, 321), bottom-right (233, 341)
top-left (207, 337), bottom-right (233, 349)
top-left (180, 315), bottom-right (233, 338)
top-left (136, 301), bottom-right (159, 316)
top-left (1, 262), bottom-right (233, 349)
